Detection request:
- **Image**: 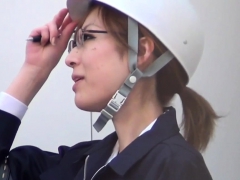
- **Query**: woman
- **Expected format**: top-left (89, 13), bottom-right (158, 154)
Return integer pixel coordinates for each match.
top-left (0, 0), bottom-right (218, 179)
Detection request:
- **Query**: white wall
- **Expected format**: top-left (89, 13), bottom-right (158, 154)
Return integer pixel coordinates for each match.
top-left (0, 0), bottom-right (239, 179)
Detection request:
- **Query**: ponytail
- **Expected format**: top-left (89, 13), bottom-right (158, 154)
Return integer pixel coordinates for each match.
top-left (178, 87), bottom-right (218, 151)
top-left (156, 59), bottom-right (218, 152)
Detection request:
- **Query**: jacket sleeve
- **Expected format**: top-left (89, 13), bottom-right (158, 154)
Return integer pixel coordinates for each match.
top-left (0, 109), bottom-right (98, 180)
top-left (0, 110), bottom-right (21, 161)
top-left (0, 110), bottom-right (63, 180)
top-left (158, 156), bottom-right (213, 180)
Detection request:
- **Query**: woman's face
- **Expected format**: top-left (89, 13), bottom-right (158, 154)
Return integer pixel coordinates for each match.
top-left (65, 8), bottom-right (129, 112)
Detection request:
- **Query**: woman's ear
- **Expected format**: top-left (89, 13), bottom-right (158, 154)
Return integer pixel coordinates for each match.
top-left (137, 37), bottom-right (155, 71)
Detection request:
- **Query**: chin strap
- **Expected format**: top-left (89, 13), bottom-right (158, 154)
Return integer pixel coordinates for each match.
top-left (93, 17), bottom-right (174, 132)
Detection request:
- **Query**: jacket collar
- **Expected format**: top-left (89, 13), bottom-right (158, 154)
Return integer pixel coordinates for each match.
top-left (85, 106), bottom-right (180, 177)
top-left (81, 132), bottom-right (118, 180)
top-left (40, 107), bottom-right (179, 180)
top-left (108, 106), bottom-right (180, 176)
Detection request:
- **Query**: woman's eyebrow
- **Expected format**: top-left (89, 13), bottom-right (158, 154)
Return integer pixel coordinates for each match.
top-left (82, 23), bottom-right (104, 30)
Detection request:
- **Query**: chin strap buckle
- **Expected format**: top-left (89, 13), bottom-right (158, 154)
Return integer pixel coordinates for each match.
top-left (108, 91), bottom-right (126, 113)
top-left (93, 68), bottom-right (144, 132)
top-left (93, 90), bottom-right (127, 132)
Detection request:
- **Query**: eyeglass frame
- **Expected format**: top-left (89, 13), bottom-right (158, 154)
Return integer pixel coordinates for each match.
top-left (68, 28), bottom-right (108, 53)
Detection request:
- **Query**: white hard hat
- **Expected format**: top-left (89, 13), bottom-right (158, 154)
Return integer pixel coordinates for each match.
top-left (67, 0), bottom-right (204, 132)
top-left (67, 0), bottom-right (204, 79)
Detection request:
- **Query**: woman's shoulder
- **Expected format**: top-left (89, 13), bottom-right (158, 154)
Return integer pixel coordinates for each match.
top-left (148, 134), bottom-right (212, 179)
top-left (8, 139), bottom-right (100, 165)
top-left (7, 140), bottom-right (100, 180)
top-left (153, 134), bottom-right (204, 162)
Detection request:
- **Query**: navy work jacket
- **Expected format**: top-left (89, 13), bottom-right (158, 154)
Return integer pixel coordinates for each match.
top-left (0, 107), bottom-right (213, 180)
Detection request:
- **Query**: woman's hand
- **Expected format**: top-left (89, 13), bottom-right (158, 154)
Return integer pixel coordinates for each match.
top-left (25, 8), bottom-right (77, 75)
top-left (6, 8), bottom-right (78, 105)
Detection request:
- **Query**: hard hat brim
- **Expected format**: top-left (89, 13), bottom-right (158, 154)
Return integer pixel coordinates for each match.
top-left (67, 0), bottom-right (91, 22)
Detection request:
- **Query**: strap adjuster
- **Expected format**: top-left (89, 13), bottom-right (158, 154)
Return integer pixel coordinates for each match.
top-left (107, 90), bottom-right (126, 113)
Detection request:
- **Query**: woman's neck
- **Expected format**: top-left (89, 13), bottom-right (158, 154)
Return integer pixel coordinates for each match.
top-left (112, 78), bottom-right (163, 152)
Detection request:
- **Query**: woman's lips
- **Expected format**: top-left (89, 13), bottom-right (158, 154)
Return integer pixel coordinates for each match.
top-left (72, 78), bottom-right (84, 92)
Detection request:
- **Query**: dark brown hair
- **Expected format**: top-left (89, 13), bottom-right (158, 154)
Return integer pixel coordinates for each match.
top-left (88, 2), bottom-right (218, 151)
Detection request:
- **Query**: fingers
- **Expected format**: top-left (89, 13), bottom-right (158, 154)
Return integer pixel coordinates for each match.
top-left (40, 26), bottom-right (50, 46)
top-left (54, 8), bottom-right (69, 29)
top-left (47, 8), bottom-right (70, 45)
top-left (50, 14), bottom-right (74, 45)
top-left (60, 21), bottom-right (78, 46)
top-left (28, 25), bottom-right (50, 46)
top-left (46, 22), bottom-right (60, 46)
top-left (59, 14), bottom-right (73, 31)
top-left (46, 14), bottom-right (77, 48)
top-left (53, 10), bottom-right (78, 48)
top-left (28, 8), bottom-right (77, 48)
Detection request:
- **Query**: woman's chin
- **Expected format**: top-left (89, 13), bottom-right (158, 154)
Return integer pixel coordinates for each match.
top-left (75, 99), bottom-right (104, 112)
top-left (74, 92), bottom-right (112, 112)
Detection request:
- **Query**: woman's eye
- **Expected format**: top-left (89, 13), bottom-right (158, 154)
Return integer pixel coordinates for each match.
top-left (83, 34), bottom-right (95, 42)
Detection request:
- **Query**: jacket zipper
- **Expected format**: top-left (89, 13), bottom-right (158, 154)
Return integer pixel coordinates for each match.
top-left (83, 155), bottom-right (106, 180)
top-left (90, 165), bottom-right (106, 180)
top-left (83, 155), bottom-right (90, 180)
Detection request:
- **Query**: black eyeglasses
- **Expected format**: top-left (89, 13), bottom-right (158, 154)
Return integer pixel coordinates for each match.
top-left (68, 28), bottom-right (107, 53)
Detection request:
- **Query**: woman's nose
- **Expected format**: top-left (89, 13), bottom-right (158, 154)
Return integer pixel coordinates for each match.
top-left (65, 48), bottom-right (80, 68)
